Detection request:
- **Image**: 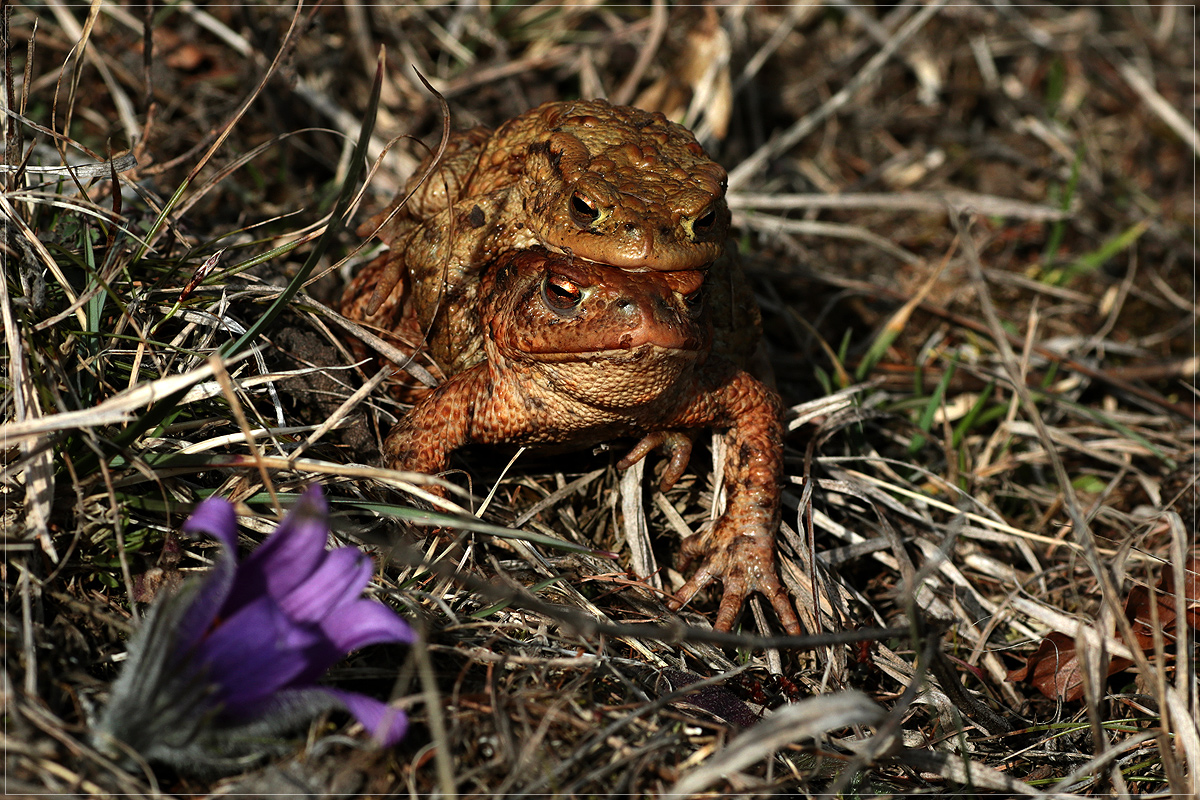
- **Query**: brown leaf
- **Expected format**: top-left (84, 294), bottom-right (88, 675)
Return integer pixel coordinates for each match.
top-left (659, 668), bottom-right (758, 729)
top-left (1126, 583), bottom-right (1177, 651)
top-left (1012, 549), bottom-right (1197, 701)
top-left (1160, 549), bottom-right (1200, 630)
top-left (1008, 632), bottom-right (1079, 702)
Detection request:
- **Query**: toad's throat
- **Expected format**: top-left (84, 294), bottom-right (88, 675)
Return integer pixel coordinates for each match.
top-left (515, 342), bottom-right (704, 361)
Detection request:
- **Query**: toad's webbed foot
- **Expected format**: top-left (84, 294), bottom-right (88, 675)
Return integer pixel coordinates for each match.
top-left (669, 523), bottom-right (801, 635)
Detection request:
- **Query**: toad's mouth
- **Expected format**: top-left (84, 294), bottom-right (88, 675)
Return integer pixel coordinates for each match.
top-left (521, 342), bottom-right (704, 362)
top-left (544, 239), bottom-right (720, 273)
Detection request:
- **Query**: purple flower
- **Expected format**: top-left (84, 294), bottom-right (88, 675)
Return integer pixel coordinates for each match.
top-left (94, 486), bottom-right (415, 774)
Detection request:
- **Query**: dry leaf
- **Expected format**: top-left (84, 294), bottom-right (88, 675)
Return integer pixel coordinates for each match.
top-left (1010, 549), bottom-right (1198, 701)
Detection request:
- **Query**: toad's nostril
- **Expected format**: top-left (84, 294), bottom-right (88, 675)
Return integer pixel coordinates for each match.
top-left (682, 205), bottom-right (720, 241)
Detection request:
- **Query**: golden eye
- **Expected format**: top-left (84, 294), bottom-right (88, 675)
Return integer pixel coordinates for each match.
top-left (542, 273), bottom-right (583, 312)
top-left (569, 191), bottom-right (601, 227)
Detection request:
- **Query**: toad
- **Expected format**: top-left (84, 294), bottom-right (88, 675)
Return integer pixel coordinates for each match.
top-left (344, 99), bottom-right (731, 374)
top-left (383, 248), bottom-right (800, 634)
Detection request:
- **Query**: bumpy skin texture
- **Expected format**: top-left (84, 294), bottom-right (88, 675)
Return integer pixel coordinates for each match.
top-left (343, 99), bottom-right (731, 375)
top-left (382, 250), bottom-right (800, 634)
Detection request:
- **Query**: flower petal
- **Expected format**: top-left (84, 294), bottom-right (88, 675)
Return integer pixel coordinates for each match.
top-left (175, 497), bottom-right (240, 656)
top-left (223, 486), bottom-right (330, 617)
top-left (285, 596), bottom-right (417, 689)
top-left (182, 496), bottom-right (239, 551)
top-left (198, 597), bottom-right (321, 707)
top-left (321, 598), bottom-right (417, 653)
top-left (279, 546), bottom-right (372, 623)
top-left (320, 688), bottom-right (409, 747)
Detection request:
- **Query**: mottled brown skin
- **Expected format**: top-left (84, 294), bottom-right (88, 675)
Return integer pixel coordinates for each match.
top-left (344, 99), bottom-right (731, 374)
top-left (383, 250), bottom-right (800, 634)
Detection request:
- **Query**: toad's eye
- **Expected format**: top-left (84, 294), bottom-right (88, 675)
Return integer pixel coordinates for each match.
top-left (683, 286), bottom-right (704, 318)
top-left (542, 273), bottom-right (583, 313)
top-left (569, 191), bottom-right (601, 227)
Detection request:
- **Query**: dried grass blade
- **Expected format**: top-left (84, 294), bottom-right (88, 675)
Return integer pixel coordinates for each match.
top-left (343, 500), bottom-right (595, 554)
top-left (612, 0), bottom-right (666, 106)
top-left (0, 353), bottom-right (250, 445)
top-left (1108, 51), bottom-right (1199, 156)
top-left (0, 246), bottom-right (56, 558)
top-left (0, 152), bottom-right (137, 176)
top-left (1009, 596), bottom-right (1137, 662)
top-left (728, 190), bottom-right (1074, 221)
top-left (727, 0), bottom-right (946, 190)
top-left (734, 212), bottom-right (922, 266)
top-left (135, 3), bottom-right (306, 260)
top-left (1164, 683), bottom-right (1199, 792)
top-left (666, 691), bottom-right (884, 799)
top-left (45, 0), bottom-right (138, 145)
top-left (620, 459), bottom-right (660, 593)
top-left (223, 47), bottom-right (383, 357)
top-left (898, 750), bottom-right (1040, 795)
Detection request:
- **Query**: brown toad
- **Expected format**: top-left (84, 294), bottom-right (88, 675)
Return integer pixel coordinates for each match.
top-left (382, 248), bottom-right (799, 634)
top-left (345, 99), bottom-right (731, 374)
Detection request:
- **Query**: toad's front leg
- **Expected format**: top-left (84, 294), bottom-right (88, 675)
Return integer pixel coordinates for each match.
top-left (667, 369), bottom-right (801, 635)
top-left (383, 364), bottom-right (494, 477)
top-left (384, 362), bottom-right (546, 481)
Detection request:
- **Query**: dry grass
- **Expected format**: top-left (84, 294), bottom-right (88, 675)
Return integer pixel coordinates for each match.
top-left (3, 3), bottom-right (1196, 797)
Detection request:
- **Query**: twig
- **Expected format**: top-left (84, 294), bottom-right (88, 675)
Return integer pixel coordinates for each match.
top-left (1100, 43), bottom-right (1198, 156)
top-left (729, 189), bottom-right (1073, 222)
top-left (958, 216), bottom-right (1173, 781)
top-left (612, 0), bottom-right (666, 106)
top-left (734, 211), bottom-right (922, 266)
top-left (809, 270), bottom-right (1198, 421)
top-left (727, 0), bottom-right (947, 190)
